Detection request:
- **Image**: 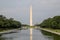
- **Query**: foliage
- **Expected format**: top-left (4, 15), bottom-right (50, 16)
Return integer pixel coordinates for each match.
top-left (0, 15), bottom-right (21, 29)
top-left (40, 16), bottom-right (60, 29)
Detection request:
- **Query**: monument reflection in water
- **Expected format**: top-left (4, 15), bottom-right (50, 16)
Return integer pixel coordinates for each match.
top-left (0, 29), bottom-right (60, 40)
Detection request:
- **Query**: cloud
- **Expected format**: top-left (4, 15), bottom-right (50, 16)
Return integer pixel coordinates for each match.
top-left (32, 0), bottom-right (60, 24)
top-left (0, 0), bottom-right (60, 24)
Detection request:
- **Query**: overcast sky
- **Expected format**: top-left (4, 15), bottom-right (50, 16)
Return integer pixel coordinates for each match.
top-left (0, 0), bottom-right (60, 25)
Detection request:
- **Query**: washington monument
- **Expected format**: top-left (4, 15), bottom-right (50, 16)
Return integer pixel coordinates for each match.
top-left (30, 5), bottom-right (33, 26)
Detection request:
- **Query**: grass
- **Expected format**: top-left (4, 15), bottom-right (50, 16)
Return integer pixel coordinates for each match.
top-left (41, 28), bottom-right (60, 33)
top-left (30, 26), bottom-right (35, 28)
top-left (0, 28), bottom-right (19, 32)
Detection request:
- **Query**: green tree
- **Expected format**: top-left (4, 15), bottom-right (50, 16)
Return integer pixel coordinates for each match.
top-left (0, 15), bottom-right (21, 30)
top-left (40, 16), bottom-right (60, 29)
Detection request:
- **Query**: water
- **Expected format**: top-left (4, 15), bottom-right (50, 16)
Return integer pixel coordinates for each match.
top-left (0, 28), bottom-right (60, 40)
top-left (32, 29), bottom-right (53, 40)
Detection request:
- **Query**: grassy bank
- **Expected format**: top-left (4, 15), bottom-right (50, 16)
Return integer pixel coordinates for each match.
top-left (0, 28), bottom-right (21, 35)
top-left (41, 28), bottom-right (60, 33)
top-left (0, 28), bottom-right (21, 32)
top-left (40, 28), bottom-right (60, 35)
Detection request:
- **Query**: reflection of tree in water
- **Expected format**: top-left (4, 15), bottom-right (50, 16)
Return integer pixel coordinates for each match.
top-left (41, 30), bottom-right (60, 40)
top-left (41, 30), bottom-right (53, 36)
top-left (0, 35), bottom-right (6, 40)
top-left (53, 35), bottom-right (60, 40)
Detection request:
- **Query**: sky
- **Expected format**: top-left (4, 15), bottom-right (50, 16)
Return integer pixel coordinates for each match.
top-left (0, 0), bottom-right (60, 25)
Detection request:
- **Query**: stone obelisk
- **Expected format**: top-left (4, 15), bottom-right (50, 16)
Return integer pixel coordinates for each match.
top-left (30, 5), bottom-right (33, 40)
top-left (30, 5), bottom-right (32, 26)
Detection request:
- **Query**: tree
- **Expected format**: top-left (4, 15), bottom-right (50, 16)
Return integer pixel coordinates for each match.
top-left (53, 16), bottom-right (60, 23)
top-left (51, 21), bottom-right (58, 29)
top-left (0, 15), bottom-right (21, 30)
top-left (40, 16), bottom-right (60, 29)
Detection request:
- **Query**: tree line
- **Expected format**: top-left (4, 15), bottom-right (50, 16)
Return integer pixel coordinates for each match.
top-left (40, 16), bottom-right (60, 29)
top-left (0, 15), bottom-right (21, 30)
